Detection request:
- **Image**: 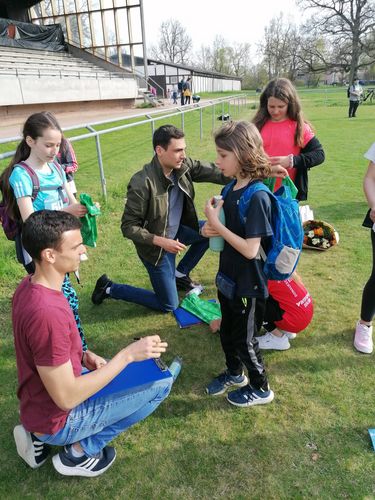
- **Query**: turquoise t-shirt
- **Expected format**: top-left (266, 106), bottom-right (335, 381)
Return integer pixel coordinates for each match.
top-left (9, 162), bottom-right (68, 211)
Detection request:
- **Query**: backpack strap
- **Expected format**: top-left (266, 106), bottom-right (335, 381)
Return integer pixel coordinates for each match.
top-left (18, 161), bottom-right (40, 201)
top-left (238, 181), bottom-right (274, 263)
top-left (51, 160), bottom-right (66, 184)
top-left (238, 181), bottom-right (273, 225)
top-left (221, 179), bottom-right (236, 199)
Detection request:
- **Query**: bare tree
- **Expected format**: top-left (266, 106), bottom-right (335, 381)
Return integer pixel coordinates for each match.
top-left (298, 0), bottom-right (375, 82)
top-left (259, 14), bottom-right (303, 80)
top-left (149, 19), bottom-right (192, 64)
top-left (211, 36), bottom-right (232, 74)
top-left (194, 45), bottom-right (214, 71)
top-left (229, 42), bottom-right (251, 77)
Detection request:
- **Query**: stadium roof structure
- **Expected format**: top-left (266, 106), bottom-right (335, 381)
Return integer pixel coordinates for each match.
top-left (146, 57), bottom-right (242, 82)
top-left (0, 0), bottom-right (39, 8)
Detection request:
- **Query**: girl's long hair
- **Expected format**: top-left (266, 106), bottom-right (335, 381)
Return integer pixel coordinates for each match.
top-left (0, 112), bottom-right (62, 221)
top-left (214, 120), bottom-right (271, 180)
top-left (252, 78), bottom-right (311, 147)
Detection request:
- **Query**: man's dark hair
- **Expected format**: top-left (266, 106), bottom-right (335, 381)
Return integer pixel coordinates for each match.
top-left (152, 125), bottom-right (185, 151)
top-left (22, 210), bottom-right (82, 262)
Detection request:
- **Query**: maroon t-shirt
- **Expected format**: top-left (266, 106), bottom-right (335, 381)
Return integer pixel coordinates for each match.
top-left (12, 276), bottom-right (83, 434)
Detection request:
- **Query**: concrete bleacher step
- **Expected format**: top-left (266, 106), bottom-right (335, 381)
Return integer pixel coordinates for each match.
top-left (0, 44), bottom-right (138, 107)
top-left (0, 46), bottom-right (127, 79)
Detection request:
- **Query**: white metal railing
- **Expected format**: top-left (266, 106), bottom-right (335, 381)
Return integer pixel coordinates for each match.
top-left (0, 94), bottom-right (249, 199)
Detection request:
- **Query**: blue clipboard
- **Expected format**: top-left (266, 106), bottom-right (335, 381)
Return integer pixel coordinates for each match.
top-left (87, 358), bottom-right (173, 401)
top-left (173, 299), bottom-right (217, 328)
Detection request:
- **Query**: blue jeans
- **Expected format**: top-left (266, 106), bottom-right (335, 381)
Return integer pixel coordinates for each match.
top-left (38, 377), bottom-right (172, 457)
top-left (110, 222), bottom-right (209, 312)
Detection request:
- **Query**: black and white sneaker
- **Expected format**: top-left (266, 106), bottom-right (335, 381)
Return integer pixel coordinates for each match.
top-left (176, 275), bottom-right (203, 292)
top-left (13, 425), bottom-right (50, 469)
top-left (91, 274), bottom-right (113, 305)
top-left (52, 445), bottom-right (116, 477)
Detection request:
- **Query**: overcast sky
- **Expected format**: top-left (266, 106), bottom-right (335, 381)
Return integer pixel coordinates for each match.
top-left (142, 0), bottom-right (300, 58)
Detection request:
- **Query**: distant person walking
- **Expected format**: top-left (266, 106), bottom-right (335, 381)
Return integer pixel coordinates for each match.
top-left (348, 77), bottom-right (363, 118)
top-left (172, 84), bottom-right (178, 104)
top-left (179, 78), bottom-right (186, 106)
top-left (184, 77), bottom-right (192, 105)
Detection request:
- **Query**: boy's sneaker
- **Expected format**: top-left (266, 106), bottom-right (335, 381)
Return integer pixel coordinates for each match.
top-left (13, 425), bottom-right (50, 469)
top-left (256, 332), bottom-right (290, 350)
top-left (206, 370), bottom-right (248, 396)
top-left (354, 320), bottom-right (373, 354)
top-left (91, 274), bottom-right (113, 305)
top-left (52, 445), bottom-right (116, 477)
top-left (176, 275), bottom-right (203, 293)
top-left (227, 385), bottom-right (274, 407)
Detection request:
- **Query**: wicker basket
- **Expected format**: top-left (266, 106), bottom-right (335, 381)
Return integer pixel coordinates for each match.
top-left (302, 220), bottom-right (339, 251)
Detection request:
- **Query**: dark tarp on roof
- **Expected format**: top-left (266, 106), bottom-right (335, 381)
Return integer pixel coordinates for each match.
top-left (0, 17), bottom-right (65, 51)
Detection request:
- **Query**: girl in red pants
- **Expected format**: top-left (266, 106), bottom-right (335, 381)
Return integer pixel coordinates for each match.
top-left (256, 273), bottom-right (314, 350)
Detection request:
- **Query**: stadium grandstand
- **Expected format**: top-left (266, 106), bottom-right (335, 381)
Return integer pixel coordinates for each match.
top-left (0, 0), bottom-right (241, 120)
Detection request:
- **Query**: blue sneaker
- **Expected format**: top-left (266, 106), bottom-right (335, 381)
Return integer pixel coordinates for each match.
top-left (206, 370), bottom-right (248, 396)
top-left (227, 385), bottom-right (274, 407)
top-left (52, 445), bottom-right (116, 477)
top-left (13, 425), bottom-right (50, 469)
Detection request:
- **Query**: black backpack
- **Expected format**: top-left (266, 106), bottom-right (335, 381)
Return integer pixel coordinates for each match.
top-left (347, 86), bottom-right (351, 98)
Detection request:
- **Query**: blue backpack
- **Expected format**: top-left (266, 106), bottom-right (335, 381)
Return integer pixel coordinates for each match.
top-left (221, 179), bottom-right (303, 280)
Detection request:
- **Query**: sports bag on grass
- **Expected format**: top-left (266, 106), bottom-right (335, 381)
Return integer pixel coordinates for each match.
top-left (221, 179), bottom-right (303, 280)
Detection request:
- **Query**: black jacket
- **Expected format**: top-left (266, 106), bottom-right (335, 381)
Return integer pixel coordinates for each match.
top-left (293, 136), bottom-right (325, 201)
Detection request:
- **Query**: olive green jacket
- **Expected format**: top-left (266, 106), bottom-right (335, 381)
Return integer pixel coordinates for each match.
top-left (121, 155), bottom-right (228, 265)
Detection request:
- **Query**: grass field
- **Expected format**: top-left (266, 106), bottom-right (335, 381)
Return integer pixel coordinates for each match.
top-left (0, 90), bottom-right (375, 499)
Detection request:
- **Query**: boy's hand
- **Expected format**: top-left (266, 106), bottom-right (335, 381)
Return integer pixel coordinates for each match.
top-left (125, 336), bottom-right (168, 363)
top-left (204, 197), bottom-right (224, 229)
top-left (83, 350), bottom-right (107, 370)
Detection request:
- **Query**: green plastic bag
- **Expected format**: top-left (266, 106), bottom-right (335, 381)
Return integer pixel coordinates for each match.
top-left (79, 193), bottom-right (101, 247)
top-left (263, 175), bottom-right (298, 199)
top-left (180, 293), bottom-right (221, 324)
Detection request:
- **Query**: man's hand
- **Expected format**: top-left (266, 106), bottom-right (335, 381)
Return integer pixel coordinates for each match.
top-left (82, 350), bottom-right (107, 370)
top-left (153, 235), bottom-right (186, 254)
top-left (209, 318), bottom-right (221, 333)
top-left (201, 221), bottom-right (220, 237)
top-left (125, 335), bottom-right (168, 363)
top-left (370, 207), bottom-right (375, 223)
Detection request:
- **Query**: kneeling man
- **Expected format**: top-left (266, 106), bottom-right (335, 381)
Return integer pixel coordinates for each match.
top-left (12, 210), bottom-right (172, 477)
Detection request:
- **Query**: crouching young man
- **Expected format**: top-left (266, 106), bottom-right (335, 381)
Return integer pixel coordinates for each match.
top-left (12, 210), bottom-right (172, 477)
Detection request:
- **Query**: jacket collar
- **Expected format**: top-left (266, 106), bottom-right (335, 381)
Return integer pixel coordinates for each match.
top-left (150, 155), bottom-right (188, 186)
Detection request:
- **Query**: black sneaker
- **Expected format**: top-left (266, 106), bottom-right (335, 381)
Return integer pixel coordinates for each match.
top-left (175, 275), bottom-right (203, 292)
top-left (91, 274), bottom-right (113, 305)
top-left (52, 445), bottom-right (116, 477)
top-left (13, 425), bottom-right (51, 469)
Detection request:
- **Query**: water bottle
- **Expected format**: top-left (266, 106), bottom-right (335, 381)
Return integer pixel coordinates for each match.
top-left (209, 195), bottom-right (225, 252)
top-left (168, 356), bottom-right (183, 381)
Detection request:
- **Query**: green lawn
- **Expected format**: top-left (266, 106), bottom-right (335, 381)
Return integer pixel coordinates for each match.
top-left (1, 91), bottom-right (375, 498)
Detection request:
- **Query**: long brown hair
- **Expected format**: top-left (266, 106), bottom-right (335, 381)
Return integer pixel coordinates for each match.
top-left (214, 121), bottom-right (271, 180)
top-left (0, 112), bottom-right (62, 221)
top-left (252, 78), bottom-right (311, 147)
